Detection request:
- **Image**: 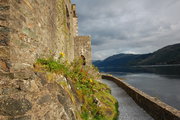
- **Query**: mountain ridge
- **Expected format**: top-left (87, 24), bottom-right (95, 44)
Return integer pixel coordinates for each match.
top-left (93, 43), bottom-right (180, 67)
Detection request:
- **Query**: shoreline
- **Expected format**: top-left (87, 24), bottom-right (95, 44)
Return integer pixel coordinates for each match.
top-left (97, 64), bottom-right (180, 69)
top-left (101, 73), bottom-right (180, 120)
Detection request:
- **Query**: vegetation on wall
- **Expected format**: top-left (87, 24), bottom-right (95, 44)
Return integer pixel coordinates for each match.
top-left (34, 53), bottom-right (119, 120)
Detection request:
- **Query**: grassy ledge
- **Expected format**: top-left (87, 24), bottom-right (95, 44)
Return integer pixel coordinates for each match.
top-left (34, 56), bottom-right (119, 120)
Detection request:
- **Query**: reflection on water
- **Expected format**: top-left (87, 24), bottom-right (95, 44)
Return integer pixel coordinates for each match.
top-left (99, 65), bottom-right (180, 110)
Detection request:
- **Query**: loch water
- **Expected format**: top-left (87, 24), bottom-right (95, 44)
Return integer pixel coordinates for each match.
top-left (99, 65), bottom-right (180, 110)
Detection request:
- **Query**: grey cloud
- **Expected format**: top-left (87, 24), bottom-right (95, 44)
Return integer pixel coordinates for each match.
top-left (72, 0), bottom-right (180, 60)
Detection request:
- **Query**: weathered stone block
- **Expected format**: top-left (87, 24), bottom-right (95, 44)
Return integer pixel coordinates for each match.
top-left (0, 46), bottom-right (9, 58)
top-left (35, 72), bottom-right (47, 86)
top-left (0, 98), bottom-right (32, 116)
top-left (0, 6), bottom-right (10, 11)
top-left (0, 25), bottom-right (10, 32)
top-left (8, 116), bottom-right (31, 120)
top-left (13, 68), bottom-right (35, 79)
top-left (2, 87), bottom-right (20, 95)
top-left (0, 59), bottom-right (9, 72)
top-left (0, 0), bottom-right (10, 4)
top-left (0, 14), bottom-right (9, 21)
top-left (22, 27), bottom-right (36, 38)
top-left (0, 33), bottom-right (9, 46)
top-left (37, 95), bottom-right (51, 105)
top-left (57, 94), bottom-right (66, 105)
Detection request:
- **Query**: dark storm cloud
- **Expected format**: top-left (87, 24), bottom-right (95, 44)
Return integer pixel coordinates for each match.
top-left (72, 0), bottom-right (180, 60)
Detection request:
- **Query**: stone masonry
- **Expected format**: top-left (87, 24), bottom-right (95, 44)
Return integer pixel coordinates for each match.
top-left (0, 0), bottom-right (10, 75)
top-left (0, 0), bottom-right (92, 77)
top-left (74, 36), bottom-right (92, 65)
top-left (0, 0), bottom-right (92, 120)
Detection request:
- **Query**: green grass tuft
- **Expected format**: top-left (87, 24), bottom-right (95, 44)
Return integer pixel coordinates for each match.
top-left (35, 57), bottom-right (119, 120)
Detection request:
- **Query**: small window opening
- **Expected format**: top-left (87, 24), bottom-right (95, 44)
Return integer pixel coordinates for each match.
top-left (66, 6), bottom-right (70, 29)
top-left (81, 55), bottom-right (86, 66)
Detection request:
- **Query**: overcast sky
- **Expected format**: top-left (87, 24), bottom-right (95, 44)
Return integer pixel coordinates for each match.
top-left (72, 0), bottom-right (180, 60)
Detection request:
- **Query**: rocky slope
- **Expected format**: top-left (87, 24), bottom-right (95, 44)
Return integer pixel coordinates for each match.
top-left (0, 71), bottom-right (78, 120)
top-left (0, 58), bottom-right (118, 120)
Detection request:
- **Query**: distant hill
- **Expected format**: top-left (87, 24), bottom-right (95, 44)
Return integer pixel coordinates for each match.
top-left (136, 43), bottom-right (180, 65)
top-left (93, 43), bottom-right (180, 67)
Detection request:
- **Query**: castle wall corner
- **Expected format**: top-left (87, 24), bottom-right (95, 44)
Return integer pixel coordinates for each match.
top-left (74, 36), bottom-right (92, 65)
top-left (0, 0), bottom-right (77, 77)
top-left (0, 0), bottom-right (92, 77)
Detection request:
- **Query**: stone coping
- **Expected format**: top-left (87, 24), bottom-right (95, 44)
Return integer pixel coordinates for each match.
top-left (101, 73), bottom-right (180, 120)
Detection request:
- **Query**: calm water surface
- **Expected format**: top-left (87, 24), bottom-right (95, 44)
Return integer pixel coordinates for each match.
top-left (100, 65), bottom-right (180, 110)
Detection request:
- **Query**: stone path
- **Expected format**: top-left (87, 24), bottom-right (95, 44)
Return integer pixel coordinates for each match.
top-left (101, 79), bottom-right (154, 120)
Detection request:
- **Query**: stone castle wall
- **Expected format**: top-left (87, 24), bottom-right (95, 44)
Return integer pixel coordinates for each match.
top-left (0, 1), bottom-right (92, 119)
top-left (0, 0), bottom-right (92, 77)
top-left (74, 36), bottom-right (92, 65)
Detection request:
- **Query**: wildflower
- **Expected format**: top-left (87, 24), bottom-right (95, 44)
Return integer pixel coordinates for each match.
top-left (49, 50), bottom-right (53, 54)
top-left (89, 79), bottom-right (93, 83)
top-left (59, 52), bottom-right (65, 58)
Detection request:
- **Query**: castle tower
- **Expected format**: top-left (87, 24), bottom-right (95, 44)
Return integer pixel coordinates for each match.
top-left (72, 4), bottom-right (92, 65)
top-left (72, 4), bottom-right (78, 37)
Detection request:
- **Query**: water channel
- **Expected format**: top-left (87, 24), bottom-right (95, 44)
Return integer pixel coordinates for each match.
top-left (100, 65), bottom-right (180, 110)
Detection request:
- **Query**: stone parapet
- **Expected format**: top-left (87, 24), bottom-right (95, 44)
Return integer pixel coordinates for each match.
top-left (102, 74), bottom-right (180, 120)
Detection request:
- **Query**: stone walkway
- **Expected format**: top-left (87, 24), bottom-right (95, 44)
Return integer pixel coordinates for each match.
top-left (101, 79), bottom-right (154, 120)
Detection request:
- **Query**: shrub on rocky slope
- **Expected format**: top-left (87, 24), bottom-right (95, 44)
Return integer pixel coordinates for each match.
top-left (34, 57), bottom-right (119, 120)
top-left (0, 56), bottom-right (118, 120)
